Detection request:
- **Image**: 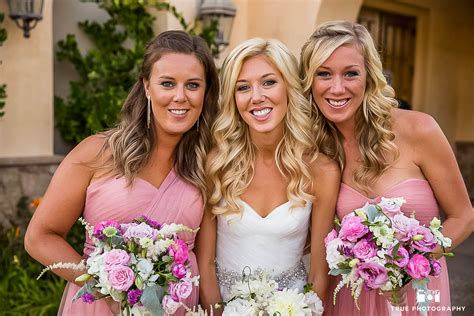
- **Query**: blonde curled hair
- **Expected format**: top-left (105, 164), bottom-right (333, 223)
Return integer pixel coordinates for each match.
top-left (208, 38), bottom-right (315, 216)
top-left (300, 21), bottom-right (399, 192)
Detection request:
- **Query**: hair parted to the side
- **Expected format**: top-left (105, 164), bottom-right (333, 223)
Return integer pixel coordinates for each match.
top-left (300, 20), bottom-right (399, 192)
top-left (97, 30), bottom-right (219, 197)
top-left (208, 37), bottom-right (316, 216)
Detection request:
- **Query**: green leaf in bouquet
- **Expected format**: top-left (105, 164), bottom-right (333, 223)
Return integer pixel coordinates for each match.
top-left (391, 242), bottom-right (402, 257)
top-left (365, 205), bottom-right (381, 222)
top-left (329, 268), bottom-right (351, 276)
top-left (141, 285), bottom-right (165, 316)
top-left (111, 235), bottom-right (124, 247)
top-left (72, 279), bottom-right (97, 301)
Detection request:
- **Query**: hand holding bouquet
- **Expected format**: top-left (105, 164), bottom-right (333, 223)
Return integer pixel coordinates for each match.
top-left (38, 215), bottom-right (198, 315)
top-left (324, 197), bottom-right (452, 311)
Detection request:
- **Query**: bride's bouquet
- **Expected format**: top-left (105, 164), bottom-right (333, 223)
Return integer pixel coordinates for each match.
top-left (325, 197), bottom-right (452, 312)
top-left (38, 215), bottom-right (199, 315)
top-left (220, 268), bottom-right (324, 316)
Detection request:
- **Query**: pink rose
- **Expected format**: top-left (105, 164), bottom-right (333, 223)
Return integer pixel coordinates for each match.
top-left (387, 245), bottom-right (409, 268)
top-left (406, 226), bottom-right (437, 252)
top-left (108, 266), bottom-right (135, 291)
top-left (122, 222), bottom-right (156, 241)
top-left (407, 254), bottom-right (431, 280)
top-left (352, 239), bottom-right (377, 261)
top-left (392, 214), bottom-right (419, 241)
top-left (104, 249), bottom-right (131, 271)
top-left (168, 281), bottom-right (193, 301)
top-left (357, 262), bottom-right (388, 289)
top-left (339, 216), bottom-right (368, 242)
top-left (324, 229), bottom-right (338, 246)
top-left (172, 263), bottom-right (187, 279)
top-left (162, 295), bottom-right (180, 314)
top-left (430, 259), bottom-right (442, 277)
top-left (169, 239), bottom-right (189, 265)
top-left (378, 197), bottom-right (404, 217)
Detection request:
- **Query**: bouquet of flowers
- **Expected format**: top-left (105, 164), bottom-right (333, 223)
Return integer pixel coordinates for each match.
top-left (38, 215), bottom-right (199, 315)
top-left (325, 197), bottom-right (452, 312)
top-left (220, 268), bottom-right (324, 316)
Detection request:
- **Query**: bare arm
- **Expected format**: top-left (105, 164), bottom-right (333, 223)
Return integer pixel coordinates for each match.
top-left (308, 154), bottom-right (340, 302)
top-left (413, 114), bottom-right (473, 252)
top-left (24, 135), bottom-right (105, 284)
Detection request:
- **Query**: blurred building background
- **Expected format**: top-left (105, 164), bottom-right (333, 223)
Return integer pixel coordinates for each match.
top-left (0, 0), bottom-right (473, 313)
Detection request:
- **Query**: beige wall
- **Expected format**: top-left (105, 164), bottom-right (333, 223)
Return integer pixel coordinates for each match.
top-left (0, 0), bottom-right (54, 157)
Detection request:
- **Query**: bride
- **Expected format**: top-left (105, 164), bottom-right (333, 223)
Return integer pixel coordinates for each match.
top-left (195, 38), bottom-right (340, 314)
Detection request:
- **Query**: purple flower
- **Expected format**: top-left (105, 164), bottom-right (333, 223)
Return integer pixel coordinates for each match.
top-left (337, 244), bottom-right (354, 257)
top-left (172, 263), bottom-right (187, 279)
top-left (169, 239), bottom-right (189, 265)
top-left (136, 215), bottom-right (161, 229)
top-left (81, 292), bottom-right (94, 304)
top-left (356, 262), bottom-right (388, 290)
top-left (406, 226), bottom-right (437, 252)
top-left (387, 245), bottom-right (409, 268)
top-left (352, 239), bottom-right (377, 261)
top-left (407, 254), bottom-right (431, 280)
top-left (127, 289), bottom-right (143, 305)
top-left (339, 216), bottom-right (369, 242)
top-left (93, 220), bottom-right (121, 240)
top-left (430, 259), bottom-right (442, 277)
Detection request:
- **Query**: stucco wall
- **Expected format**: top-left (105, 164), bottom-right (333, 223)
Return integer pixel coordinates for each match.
top-left (0, 0), bottom-right (53, 157)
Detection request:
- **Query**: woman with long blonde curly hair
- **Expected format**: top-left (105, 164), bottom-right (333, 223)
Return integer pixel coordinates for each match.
top-left (196, 38), bottom-right (340, 314)
top-left (300, 20), bottom-right (473, 316)
top-left (25, 30), bottom-right (219, 315)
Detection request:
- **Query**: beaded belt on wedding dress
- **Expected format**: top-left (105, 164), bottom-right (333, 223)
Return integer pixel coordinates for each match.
top-left (216, 259), bottom-right (307, 292)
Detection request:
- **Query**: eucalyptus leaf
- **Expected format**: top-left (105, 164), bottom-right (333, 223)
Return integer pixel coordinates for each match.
top-left (365, 205), bottom-right (381, 222)
top-left (141, 285), bottom-right (165, 316)
top-left (329, 268), bottom-right (352, 276)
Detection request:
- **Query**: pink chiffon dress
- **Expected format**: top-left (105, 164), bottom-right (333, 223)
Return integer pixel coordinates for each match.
top-left (324, 179), bottom-right (451, 316)
top-left (58, 169), bottom-right (203, 315)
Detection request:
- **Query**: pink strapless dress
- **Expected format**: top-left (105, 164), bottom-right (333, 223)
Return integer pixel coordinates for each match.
top-left (58, 169), bottom-right (203, 315)
top-left (324, 179), bottom-right (451, 316)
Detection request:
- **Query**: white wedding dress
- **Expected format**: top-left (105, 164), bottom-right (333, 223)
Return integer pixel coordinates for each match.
top-left (216, 199), bottom-right (312, 300)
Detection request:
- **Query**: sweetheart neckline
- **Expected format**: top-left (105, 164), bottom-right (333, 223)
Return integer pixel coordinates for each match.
top-left (240, 200), bottom-right (292, 220)
top-left (340, 178), bottom-right (429, 200)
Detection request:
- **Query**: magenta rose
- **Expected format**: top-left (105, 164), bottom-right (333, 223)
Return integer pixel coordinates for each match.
top-left (387, 245), bottom-right (409, 268)
top-left (169, 239), bottom-right (189, 265)
top-left (357, 262), bottom-right (388, 289)
top-left (172, 263), bottom-right (187, 279)
top-left (168, 281), bottom-right (193, 301)
top-left (406, 226), bottom-right (437, 252)
top-left (108, 266), bottom-right (135, 291)
top-left (104, 249), bottom-right (131, 271)
top-left (352, 239), bottom-right (377, 261)
top-left (407, 254), bottom-right (431, 280)
top-left (162, 295), bottom-right (180, 314)
top-left (324, 229), bottom-right (338, 246)
top-left (430, 259), bottom-right (442, 277)
top-left (339, 215), bottom-right (368, 242)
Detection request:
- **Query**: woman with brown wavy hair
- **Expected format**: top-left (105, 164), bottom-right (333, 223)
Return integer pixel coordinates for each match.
top-left (24, 30), bottom-right (218, 315)
top-left (300, 20), bottom-right (473, 316)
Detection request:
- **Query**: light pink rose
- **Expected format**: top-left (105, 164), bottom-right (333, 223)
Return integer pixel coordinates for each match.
top-left (172, 263), bottom-right (187, 279)
top-left (357, 262), bottom-right (388, 289)
top-left (324, 229), bottom-right (338, 246)
top-left (406, 226), bottom-right (437, 252)
top-left (392, 214), bottom-right (419, 241)
top-left (352, 239), bottom-right (377, 260)
top-left (378, 197), bottom-right (404, 217)
top-left (168, 281), bottom-right (193, 301)
top-left (339, 215), bottom-right (368, 242)
top-left (104, 249), bottom-right (130, 271)
top-left (169, 239), bottom-right (189, 265)
top-left (122, 222), bottom-right (156, 241)
top-left (407, 254), bottom-right (431, 280)
top-left (162, 295), bottom-right (180, 314)
top-left (108, 266), bottom-right (135, 291)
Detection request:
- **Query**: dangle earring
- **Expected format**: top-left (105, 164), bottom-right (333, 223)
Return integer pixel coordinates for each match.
top-left (146, 93), bottom-right (151, 129)
top-left (309, 93), bottom-right (313, 106)
top-left (196, 117), bottom-right (200, 132)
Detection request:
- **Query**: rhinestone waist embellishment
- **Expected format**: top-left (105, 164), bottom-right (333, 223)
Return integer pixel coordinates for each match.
top-left (216, 259), bottom-right (307, 292)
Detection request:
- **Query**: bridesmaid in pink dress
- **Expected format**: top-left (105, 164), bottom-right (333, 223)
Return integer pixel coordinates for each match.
top-left (300, 21), bottom-right (473, 315)
top-left (24, 30), bottom-right (219, 315)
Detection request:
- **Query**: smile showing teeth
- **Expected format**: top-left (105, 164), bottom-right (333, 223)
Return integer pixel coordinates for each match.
top-left (327, 99), bottom-right (349, 107)
top-left (169, 109), bottom-right (188, 115)
top-left (251, 108), bottom-right (272, 117)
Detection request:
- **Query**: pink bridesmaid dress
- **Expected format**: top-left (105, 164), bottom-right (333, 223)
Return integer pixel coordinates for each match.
top-left (58, 168), bottom-right (203, 315)
top-left (325, 179), bottom-right (451, 316)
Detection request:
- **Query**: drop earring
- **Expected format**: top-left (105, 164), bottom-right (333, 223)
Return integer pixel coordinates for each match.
top-left (146, 94), bottom-right (151, 129)
top-left (196, 117), bottom-right (200, 132)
